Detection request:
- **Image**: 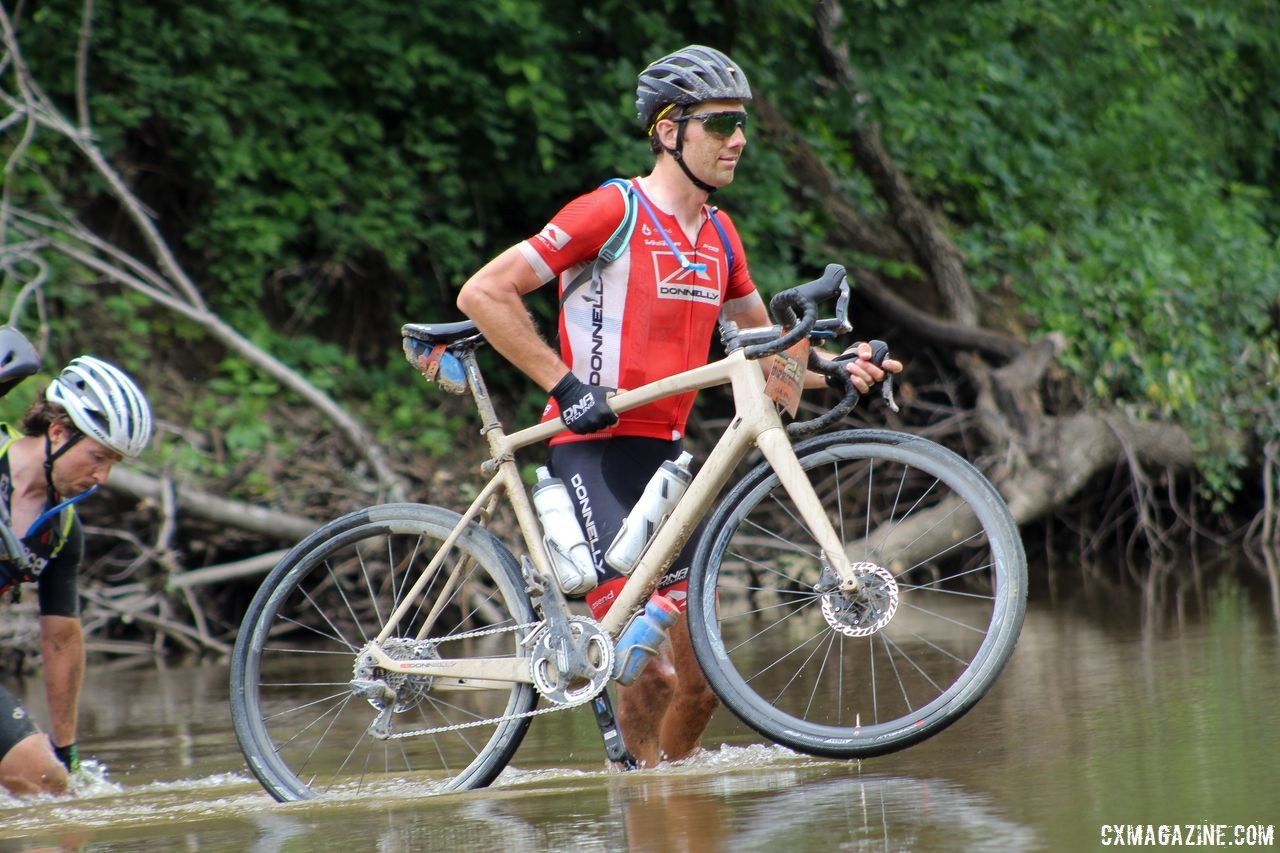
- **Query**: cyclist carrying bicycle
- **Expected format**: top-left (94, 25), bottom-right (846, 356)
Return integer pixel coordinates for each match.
top-left (0, 355), bottom-right (152, 796)
top-left (458, 45), bottom-right (901, 768)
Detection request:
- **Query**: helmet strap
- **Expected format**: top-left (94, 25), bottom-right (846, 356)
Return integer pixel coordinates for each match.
top-left (43, 430), bottom-right (84, 504)
top-left (665, 111), bottom-right (717, 195)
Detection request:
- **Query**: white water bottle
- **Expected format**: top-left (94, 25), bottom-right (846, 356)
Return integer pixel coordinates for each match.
top-left (605, 452), bottom-right (694, 575)
top-left (532, 467), bottom-right (598, 596)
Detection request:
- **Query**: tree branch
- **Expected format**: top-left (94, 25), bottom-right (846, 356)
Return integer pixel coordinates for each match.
top-left (166, 550), bottom-right (291, 590)
top-left (813, 0), bottom-right (979, 326)
top-left (74, 0), bottom-right (92, 131)
top-left (0, 6), bottom-right (408, 499)
top-left (851, 267), bottom-right (1025, 360)
top-left (753, 96), bottom-right (913, 263)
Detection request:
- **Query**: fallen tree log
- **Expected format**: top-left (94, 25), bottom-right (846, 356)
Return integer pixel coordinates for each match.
top-left (107, 467), bottom-right (321, 542)
top-left (166, 549), bottom-right (292, 590)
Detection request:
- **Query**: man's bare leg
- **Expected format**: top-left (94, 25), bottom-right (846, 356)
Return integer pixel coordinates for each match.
top-left (616, 649), bottom-right (677, 768)
top-left (657, 615), bottom-right (718, 762)
top-left (614, 615), bottom-right (719, 767)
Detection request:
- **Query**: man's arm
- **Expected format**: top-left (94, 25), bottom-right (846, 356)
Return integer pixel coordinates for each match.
top-left (457, 245), bottom-right (568, 392)
top-left (39, 615), bottom-right (84, 749)
top-left (721, 291), bottom-right (902, 392)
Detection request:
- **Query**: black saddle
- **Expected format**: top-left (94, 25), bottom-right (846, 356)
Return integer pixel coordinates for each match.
top-left (401, 321), bottom-right (482, 346)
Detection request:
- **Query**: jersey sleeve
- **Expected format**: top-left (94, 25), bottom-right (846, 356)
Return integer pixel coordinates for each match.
top-left (516, 184), bottom-right (630, 284)
top-left (715, 210), bottom-right (756, 300)
top-left (36, 516), bottom-right (83, 618)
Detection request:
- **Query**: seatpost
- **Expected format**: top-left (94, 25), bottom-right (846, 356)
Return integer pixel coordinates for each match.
top-left (455, 347), bottom-right (511, 467)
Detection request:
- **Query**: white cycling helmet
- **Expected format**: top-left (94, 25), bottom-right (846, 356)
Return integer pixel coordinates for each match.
top-left (45, 355), bottom-right (153, 457)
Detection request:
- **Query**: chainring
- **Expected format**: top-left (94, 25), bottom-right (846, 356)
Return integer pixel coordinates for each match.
top-left (527, 616), bottom-right (614, 706)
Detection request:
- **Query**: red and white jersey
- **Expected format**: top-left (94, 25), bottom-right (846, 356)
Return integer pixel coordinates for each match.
top-left (517, 178), bottom-right (756, 445)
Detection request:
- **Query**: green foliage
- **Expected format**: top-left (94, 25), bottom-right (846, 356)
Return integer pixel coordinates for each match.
top-left (4, 0), bottom-right (1278, 506)
top-left (0, 373), bottom-right (45, 429)
top-left (822, 0), bottom-right (1280, 501)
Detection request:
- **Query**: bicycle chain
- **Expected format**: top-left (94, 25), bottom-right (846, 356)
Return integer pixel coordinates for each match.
top-left (377, 619), bottom-right (596, 740)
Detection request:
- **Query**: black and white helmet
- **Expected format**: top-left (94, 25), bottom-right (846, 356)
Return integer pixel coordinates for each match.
top-left (46, 356), bottom-right (153, 457)
top-left (636, 45), bottom-right (752, 132)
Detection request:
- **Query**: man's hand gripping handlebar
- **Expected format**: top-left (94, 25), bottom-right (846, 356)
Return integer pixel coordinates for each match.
top-left (720, 263), bottom-right (899, 437)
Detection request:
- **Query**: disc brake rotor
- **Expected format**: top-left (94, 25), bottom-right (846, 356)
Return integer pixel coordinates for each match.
top-left (821, 561), bottom-right (900, 637)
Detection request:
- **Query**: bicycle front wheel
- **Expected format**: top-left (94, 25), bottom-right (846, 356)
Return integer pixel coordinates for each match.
top-left (230, 503), bottom-right (537, 801)
top-left (688, 430), bottom-right (1026, 758)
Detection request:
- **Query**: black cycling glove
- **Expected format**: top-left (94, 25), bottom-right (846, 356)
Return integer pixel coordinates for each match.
top-left (550, 372), bottom-right (618, 435)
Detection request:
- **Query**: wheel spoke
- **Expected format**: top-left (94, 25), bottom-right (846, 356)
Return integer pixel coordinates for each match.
top-left (755, 625), bottom-right (831, 689)
top-left (899, 599), bottom-right (990, 635)
top-left (724, 595), bottom-right (815, 656)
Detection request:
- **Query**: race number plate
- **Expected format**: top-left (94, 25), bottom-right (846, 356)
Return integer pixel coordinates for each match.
top-left (763, 339), bottom-right (809, 417)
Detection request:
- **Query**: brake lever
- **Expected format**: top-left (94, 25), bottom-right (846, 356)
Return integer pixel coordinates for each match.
top-left (831, 279), bottom-right (852, 335)
top-left (868, 340), bottom-right (899, 413)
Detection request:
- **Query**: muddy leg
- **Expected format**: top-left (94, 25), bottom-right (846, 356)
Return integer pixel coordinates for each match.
top-left (616, 647), bottom-right (677, 768)
top-left (657, 615), bottom-right (719, 762)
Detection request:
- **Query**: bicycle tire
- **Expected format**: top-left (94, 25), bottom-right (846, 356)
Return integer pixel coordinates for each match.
top-left (688, 429), bottom-right (1026, 758)
top-left (230, 503), bottom-right (537, 801)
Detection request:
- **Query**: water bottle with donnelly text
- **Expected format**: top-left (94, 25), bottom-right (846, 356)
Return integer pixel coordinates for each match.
top-left (532, 467), bottom-right (598, 596)
top-left (613, 594), bottom-right (681, 685)
top-left (604, 452), bottom-right (694, 575)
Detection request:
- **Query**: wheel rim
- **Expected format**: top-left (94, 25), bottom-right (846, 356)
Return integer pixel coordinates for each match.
top-left (236, 512), bottom-right (535, 798)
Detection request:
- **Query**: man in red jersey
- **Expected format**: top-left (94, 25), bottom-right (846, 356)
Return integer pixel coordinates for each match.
top-left (459, 45), bottom-right (900, 767)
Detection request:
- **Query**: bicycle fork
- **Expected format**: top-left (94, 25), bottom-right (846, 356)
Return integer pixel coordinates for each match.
top-left (754, 426), bottom-right (860, 593)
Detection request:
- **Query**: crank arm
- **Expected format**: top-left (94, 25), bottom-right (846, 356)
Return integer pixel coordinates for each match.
top-left (522, 556), bottom-right (597, 682)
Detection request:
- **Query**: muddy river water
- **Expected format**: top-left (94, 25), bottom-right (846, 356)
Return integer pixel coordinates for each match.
top-left (1, 558), bottom-right (1277, 851)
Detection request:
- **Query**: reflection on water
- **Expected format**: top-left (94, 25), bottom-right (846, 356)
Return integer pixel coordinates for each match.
top-left (0, 562), bottom-right (1277, 851)
top-left (609, 766), bottom-right (1037, 853)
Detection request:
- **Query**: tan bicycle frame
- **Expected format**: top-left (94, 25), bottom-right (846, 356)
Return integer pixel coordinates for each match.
top-left (370, 346), bottom-right (855, 684)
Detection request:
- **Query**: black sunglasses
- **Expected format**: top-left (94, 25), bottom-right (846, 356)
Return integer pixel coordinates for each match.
top-left (674, 110), bottom-right (748, 139)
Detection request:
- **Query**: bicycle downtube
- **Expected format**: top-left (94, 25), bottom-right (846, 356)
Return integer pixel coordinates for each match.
top-left (597, 415), bottom-right (758, 637)
top-left (596, 353), bottom-right (781, 637)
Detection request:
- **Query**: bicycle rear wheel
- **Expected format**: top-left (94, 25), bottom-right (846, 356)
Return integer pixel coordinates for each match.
top-left (688, 429), bottom-right (1026, 758)
top-left (230, 503), bottom-right (537, 801)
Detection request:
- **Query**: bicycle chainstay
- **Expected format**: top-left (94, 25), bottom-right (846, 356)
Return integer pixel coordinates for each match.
top-left (375, 618), bottom-right (596, 740)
